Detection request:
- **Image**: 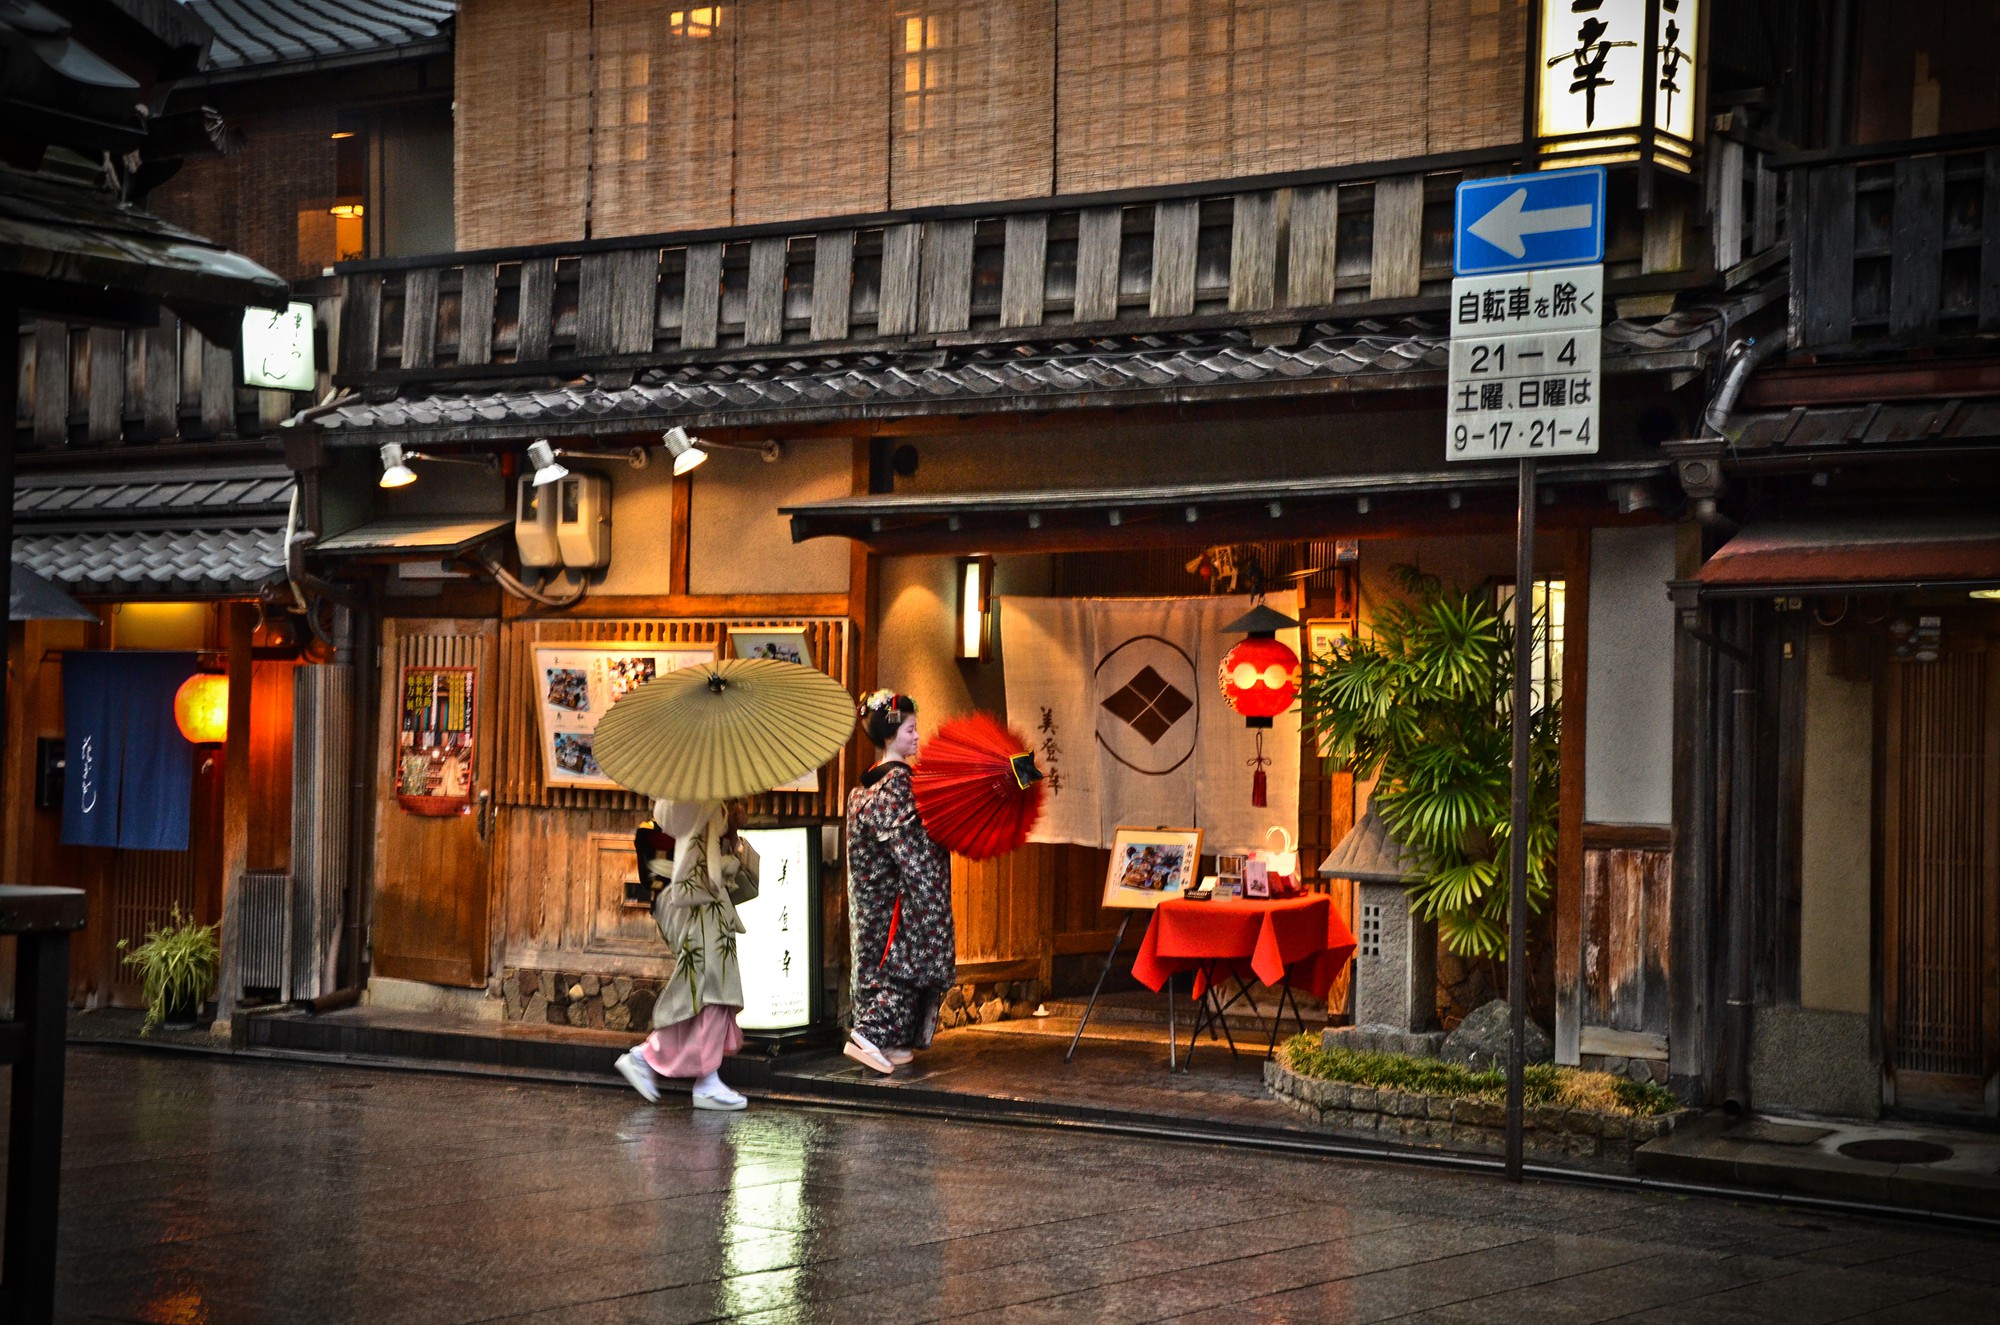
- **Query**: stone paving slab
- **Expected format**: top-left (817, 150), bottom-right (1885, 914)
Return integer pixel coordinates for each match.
top-left (15, 1049), bottom-right (2000, 1324)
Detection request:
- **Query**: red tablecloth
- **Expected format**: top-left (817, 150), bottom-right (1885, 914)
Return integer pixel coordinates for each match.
top-left (1130, 895), bottom-right (1356, 1000)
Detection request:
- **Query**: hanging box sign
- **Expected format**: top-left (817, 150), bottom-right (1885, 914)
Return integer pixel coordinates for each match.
top-left (397, 665), bottom-right (477, 815)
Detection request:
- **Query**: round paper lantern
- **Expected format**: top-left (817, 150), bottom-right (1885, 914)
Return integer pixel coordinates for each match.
top-left (1220, 635), bottom-right (1299, 725)
top-left (174, 673), bottom-right (229, 744)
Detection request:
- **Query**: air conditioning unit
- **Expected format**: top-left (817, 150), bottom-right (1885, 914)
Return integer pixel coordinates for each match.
top-left (514, 476), bottom-right (560, 569)
top-left (556, 472), bottom-right (611, 569)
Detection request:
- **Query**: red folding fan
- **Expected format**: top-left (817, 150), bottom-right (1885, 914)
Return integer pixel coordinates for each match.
top-left (912, 712), bottom-right (1046, 861)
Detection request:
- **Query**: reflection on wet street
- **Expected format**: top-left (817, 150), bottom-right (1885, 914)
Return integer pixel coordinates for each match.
top-left (26, 1048), bottom-right (2000, 1323)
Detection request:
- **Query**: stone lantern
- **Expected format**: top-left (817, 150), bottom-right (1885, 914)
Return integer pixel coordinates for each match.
top-left (1319, 804), bottom-right (1441, 1056)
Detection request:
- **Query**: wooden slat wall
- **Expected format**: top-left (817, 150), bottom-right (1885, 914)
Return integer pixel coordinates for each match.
top-left (890, 0), bottom-right (1055, 209)
top-left (1578, 846), bottom-right (1673, 1036)
top-left (733, 0), bottom-right (891, 225)
top-left (591, 0), bottom-right (739, 237)
top-left (455, 0), bottom-right (593, 248)
top-left (494, 616), bottom-right (853, 819)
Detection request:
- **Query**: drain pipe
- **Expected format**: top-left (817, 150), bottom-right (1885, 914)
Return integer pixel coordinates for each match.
top-left (1722, 599), bottom-right (1758, 1116)
top-left (1703, 331), bottom-right (1787, 438)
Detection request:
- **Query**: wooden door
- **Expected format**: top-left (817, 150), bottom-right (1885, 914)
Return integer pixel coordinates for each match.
top-left (371, 619), bottom-right (498, 987)
top-left (1882, 625), bottom-right (2000, 1115)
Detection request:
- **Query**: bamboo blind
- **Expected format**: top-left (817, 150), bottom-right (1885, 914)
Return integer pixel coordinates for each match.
top-left (732, 0), bottom-right (891, 225)
top-left (591, 2), bottom-right (739, 237)
top-left (1427, 0), bottom-right (1528, 154)
top-left (1057, 0), bottom-right (1523, 195)
top-left (455, 0), bottom-right (593, 249)
top-left (496, 616), bottom-right (854, 819)
top-left (889, 0), bottom-right (1054, 209)
top-left (148, 105), bottom-right (339, 280)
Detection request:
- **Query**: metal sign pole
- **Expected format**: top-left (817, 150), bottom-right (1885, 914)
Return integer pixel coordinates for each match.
top-left (1505, 456), bottom-right (1537, 1183)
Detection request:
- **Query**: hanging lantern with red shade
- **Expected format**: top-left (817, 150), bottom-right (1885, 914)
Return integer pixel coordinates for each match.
top-left (173, 673), bottom-right (230, 745)
top-left (1218, 602), bottom-right (1300, 806)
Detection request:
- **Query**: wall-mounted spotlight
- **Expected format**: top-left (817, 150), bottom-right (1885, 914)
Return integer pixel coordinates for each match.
top-left (526, 439), bottom-right (569, 487)
top-left (957, 555), bottom-right (994, 662)
top-left (662, 426), bottom-right (783, 475)
top-left (377, 441), bottom-right (498, 488)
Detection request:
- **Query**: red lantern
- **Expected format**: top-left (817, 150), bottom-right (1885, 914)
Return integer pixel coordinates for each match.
top-left (174, 673), bottom-right (229, 744)
top-left (1219, 601), bottom-right (1301, 807)
top-left (1220, 635), bottom-right (1300, 724)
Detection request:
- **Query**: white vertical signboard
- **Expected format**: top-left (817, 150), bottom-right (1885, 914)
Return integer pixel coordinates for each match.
top-left (1446, 265), bottom-right (1603, 461)
top-left (735, 827), bottom-right (814, 1032)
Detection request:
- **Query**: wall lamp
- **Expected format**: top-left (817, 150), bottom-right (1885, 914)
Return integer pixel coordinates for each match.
top-left (527, 439), bottom-right (653, 486)
top-left (957, 555), bottom-right (994, 662)
top-left (377, 442), bottom-right (497, 488)
top-left (662, 426), bottom-right (782, 476)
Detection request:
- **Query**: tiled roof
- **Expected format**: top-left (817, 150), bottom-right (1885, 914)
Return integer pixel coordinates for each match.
top-left (314, 302), bottom-right (1738, 441)
top-left (15, 527), bottom-right (286, 595)
top-left (13, 464), bottom-right (293, 595)
top-left (185, 0), bottom-right (453, 74)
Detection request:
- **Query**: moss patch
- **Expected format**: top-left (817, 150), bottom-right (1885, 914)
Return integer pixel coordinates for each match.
top-left (1280, 1034), bottom-right (1679, 1117)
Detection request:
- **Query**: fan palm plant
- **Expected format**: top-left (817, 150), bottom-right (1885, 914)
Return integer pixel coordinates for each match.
top-left (1303, 565), bottom-right (1560, 958)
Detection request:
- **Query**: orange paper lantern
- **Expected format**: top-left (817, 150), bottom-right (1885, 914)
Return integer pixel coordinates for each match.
top-left (1219, 635), bottom-right (1299, 725)
top-left (174, 673), bottom-right (229, 744)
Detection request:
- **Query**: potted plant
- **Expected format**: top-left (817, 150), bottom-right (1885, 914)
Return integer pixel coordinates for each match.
top-left (117, 905), bottom-right (220, 1033)
top-left (1301, 565), bottom-right (1560, 960)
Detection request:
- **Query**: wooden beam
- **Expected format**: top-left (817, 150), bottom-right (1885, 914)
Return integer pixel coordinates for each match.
top-left (1794, 164), bottom-right (1855, 349)
top-left (458, 263), bottom-right (496, 366)
top-left (1073, 206), bottom-right (1123, 324)
top-left (1554, 529), bottom-right (1590, 1066)
top-left (517, 257), bottom-right (557, 360)
top-left (1369, 175), bottom-right (1425, 301)
top-left (1286, 183), bottom-right (1340, 307)
top-left (743, 237), bottom-right (788, 346)
top-left (877, 223), bottom-right (922, 336)
top-left (920, 220), bottom-right (976, 334)
top-left (400, 268), bottom-right (439, 369)
top-left (680, 243), bottom-right (723, 350)
top-left (213, 601), bottom-right (257, 1030)
top-left (999, 215), bottom-right (1047, 328)
top-left (199, 335), bottom-right (233, 437)
top-left (30, 322), bottom-right (65, 447)
top-left (1229, 191), bottom-right (1280, 312)
top-left (668, 473), bottom-right (692, 596)
top-left (1150, 198), bottom-right (1200, 318)
top-left (1889, 155), bottom-right (1945, 339)
top-left (143, 309), bottom-right (177, 440)
top-left (810, 230), bottom-right (855, 342)
top-left (578, 248), bottom-right (659, 355)
top-left (85, 327), bottom-right (122, 444)
top-left (340, 274), bottom-right (382, 376)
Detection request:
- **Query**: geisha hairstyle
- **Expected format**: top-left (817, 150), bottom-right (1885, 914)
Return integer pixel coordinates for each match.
top-left (858, 689), bottom-right (917, 746)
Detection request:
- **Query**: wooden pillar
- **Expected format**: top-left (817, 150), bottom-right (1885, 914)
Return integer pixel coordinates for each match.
top-left (212, 602), bottom-right (257, 1031)
top-left (1555, 530), bottom-right (1592, 1065)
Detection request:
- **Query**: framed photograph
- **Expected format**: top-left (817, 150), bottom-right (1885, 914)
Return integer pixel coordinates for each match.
top-left (1242, 860), bottom-right (1271, 899)
top-left (729, 627), bottom-right (814, 669)
top-left (1305, 618), bottom-right (1355, 668)
top-left (1101, 826), bottom-right (1204, 910)
top-left (533, 643), bottom-right (716, 790)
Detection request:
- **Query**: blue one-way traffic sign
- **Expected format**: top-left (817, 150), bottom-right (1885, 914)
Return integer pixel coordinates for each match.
top-left (1454, 167), bottom-right (1606, 277)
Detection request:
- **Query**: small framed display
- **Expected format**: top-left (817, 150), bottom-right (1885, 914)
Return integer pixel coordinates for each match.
top-left (729, 627), bottom-right (814, 668)
top-left (1242, 860), bottom-right (1271, 899)
top-left (1102, 826), bottom-right (1204, 910)
top-left (1304, 618), bottom-right (1355, 667)
top-left (1215, 853), bottom-right (1247, 899)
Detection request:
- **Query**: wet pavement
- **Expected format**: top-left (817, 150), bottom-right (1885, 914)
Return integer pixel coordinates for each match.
top-left (26, 1047), bottom-right (2000, 1324)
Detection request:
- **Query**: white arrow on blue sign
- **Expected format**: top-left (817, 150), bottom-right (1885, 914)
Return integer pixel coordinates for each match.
top-left (1454, 167), bottom-right (1606, 277)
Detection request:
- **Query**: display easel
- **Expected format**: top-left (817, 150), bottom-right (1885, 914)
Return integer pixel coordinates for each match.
top-left (1064, 910), bottom-right (1137, 1064)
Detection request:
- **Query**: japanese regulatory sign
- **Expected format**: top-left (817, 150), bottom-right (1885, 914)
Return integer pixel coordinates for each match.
top-left (1447, 265), bottom-right (1602, 461)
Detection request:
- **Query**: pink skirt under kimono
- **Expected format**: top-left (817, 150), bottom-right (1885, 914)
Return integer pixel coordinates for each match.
top-left (639, 1003), bottom-right (743, 1078)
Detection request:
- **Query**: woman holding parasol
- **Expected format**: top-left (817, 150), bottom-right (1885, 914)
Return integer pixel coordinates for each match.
top-left (843, 690), bottom-right (956, 1074)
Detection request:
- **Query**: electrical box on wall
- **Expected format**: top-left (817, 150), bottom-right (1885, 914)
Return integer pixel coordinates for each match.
top-left (514, 477), bottom-right (560, 569)
top-left (556, 473), bottom-right (611, 569)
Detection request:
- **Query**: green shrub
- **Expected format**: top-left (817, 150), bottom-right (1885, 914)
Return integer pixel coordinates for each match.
top-left (117, 904), bottom-right (219, 1034)
top-left (1279, 1034), bottom-right (1679, 1117)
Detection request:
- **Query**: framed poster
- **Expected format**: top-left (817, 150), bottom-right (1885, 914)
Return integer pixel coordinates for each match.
top-left (729, 627), bottom-right (814, 668)
top-left (398, 666), bottom-right (476, 816)
top-left (1304, 618), bottom-right (1355, 667)
top-left (1101, 826), bottom-right (1204, 910)
top-left (532, 644), bottom-right (715, 790)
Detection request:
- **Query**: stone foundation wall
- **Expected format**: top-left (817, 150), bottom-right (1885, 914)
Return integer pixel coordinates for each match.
top-left (1579, 1051), bottom-right (1671, 1087)
top-left (1265, 1057), bottom-right (1688, 1166)
top-left (502, 968), bottom-right (659, 1032)
top-left (501, 967), bottom-right (1047, 1034)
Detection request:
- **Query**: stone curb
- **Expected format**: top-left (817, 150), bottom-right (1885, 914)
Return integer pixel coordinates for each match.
top-left (1263, 1057), bottom-right (1693, 1166)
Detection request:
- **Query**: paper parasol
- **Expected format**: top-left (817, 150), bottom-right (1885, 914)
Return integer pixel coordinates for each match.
top-left (592, 658), bottom-right (853, 802)
top-left (911, 712), bottom-right (1046, 861)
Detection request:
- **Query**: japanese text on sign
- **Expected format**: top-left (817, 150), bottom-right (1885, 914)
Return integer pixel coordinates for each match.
top-left (1448, 330), bottom-right (1601, 459)
top-left (1452, 267), bottom-right (1602, 335)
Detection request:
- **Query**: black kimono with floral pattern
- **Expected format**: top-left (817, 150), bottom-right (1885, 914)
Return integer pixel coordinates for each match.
top-left (846, 761), bottom-right (954, 1044)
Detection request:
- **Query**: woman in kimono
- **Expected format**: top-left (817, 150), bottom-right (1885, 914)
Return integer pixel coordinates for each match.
top-left (843, 690), bottom-right (955, 1075)
top-left (614, 798), bottom-right (758, 1110)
